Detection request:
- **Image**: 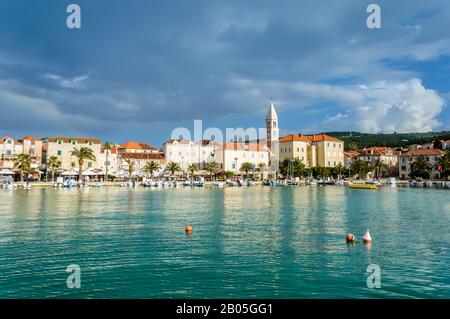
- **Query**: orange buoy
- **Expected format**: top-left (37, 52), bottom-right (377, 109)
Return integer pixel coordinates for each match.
top-left (346, 233), bottom-right (357, 243)
top-left (363, 228), bottom-right (372, 243)
top-left (185, 224), bottom-right (193, 233)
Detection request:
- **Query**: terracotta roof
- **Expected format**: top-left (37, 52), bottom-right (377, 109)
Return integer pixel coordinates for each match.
top-left (45, 137), bottom-right (101, 144)
top-left (0, 136), bottom-right (12, 143)
top-left (22, 136), bottom-right (40, 141)
top-left (222, 142), bottom-right (268, 152)
top-left (360, 147), bottom-right (394, 156)
top-left (279, 133), bottom-right (342, 143)
top-left (163, 138), bottom-right (192, 145)
top-left (308, 133), bottom-right (342, 142)
top-left (344, 151), bottom-right (360, 158)
top-left (117, 141), bottom-right (157, 150)
top-left (119, 152), bottom-right (165, 160)
top-left (101, 146), bottom-right (117, 154)
top-left (279, 134), bottom-right (311, 143)
top-left (399, 149), bottom-right (446, 157)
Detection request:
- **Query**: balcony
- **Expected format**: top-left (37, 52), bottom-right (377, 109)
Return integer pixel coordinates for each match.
top-left (1, 154), bottom-right (17, 161)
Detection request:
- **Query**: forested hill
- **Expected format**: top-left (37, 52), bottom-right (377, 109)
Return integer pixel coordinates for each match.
top-left (325, 131), bottom-right (450, 150)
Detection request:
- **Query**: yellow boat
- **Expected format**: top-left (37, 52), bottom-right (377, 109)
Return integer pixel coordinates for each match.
top-left (348, 183), bottom-right (378, 190)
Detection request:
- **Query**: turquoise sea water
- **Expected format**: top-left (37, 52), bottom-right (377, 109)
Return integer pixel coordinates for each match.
top-left (0, 186), bottom-right (449, 298)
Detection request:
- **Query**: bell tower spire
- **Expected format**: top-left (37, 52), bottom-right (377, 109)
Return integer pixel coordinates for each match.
top-left (266, 98), bottom-right (279, 149)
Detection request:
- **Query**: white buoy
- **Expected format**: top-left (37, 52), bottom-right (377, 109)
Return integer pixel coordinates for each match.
top-left (363, 229), bottom-right (372, 243)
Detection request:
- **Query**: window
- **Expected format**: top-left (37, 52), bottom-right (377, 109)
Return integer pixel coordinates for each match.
top-left (327, 143), bottom-right (330, 147)
top-left (57, 140), bottom-right (62, 145)
top-left (333, 143), bottom-right (336, 148)
top-left (71, 162), bottom-right (75, 167)
top-left (328, 161), bottom-right (331, 166)
top-left (7, 139), bottom-right (12, 144)
top-left (88, 162), bottom-right (92, 168)
top-left (232, 163), bottom-right (236, 169)
top-left (88, 141), bottom-right (93, 146)
top-left (57, 150), bottom-right (62, 156)
top-left (297, 147), bottom-right (299, 152)
top-left (71, 140), bottom-right (77, 145)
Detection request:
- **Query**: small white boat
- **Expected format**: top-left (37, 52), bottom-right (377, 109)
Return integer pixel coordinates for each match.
top-left (306, 180), bottom-right (318, 186)
top-left (212, 181), bottom-right (224, 187)
top-left (193, 180), bottom-right (204, 187)
top-left (226, 180), bottom-right (238, 187)
top-left (183, 180), bottom-right (192, 187)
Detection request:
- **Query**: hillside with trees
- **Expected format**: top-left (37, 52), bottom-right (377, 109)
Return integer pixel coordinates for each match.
top-left (325, 131), bottom-right (450, 150)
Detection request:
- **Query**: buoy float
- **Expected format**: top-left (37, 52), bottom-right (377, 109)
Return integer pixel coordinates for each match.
top-left (185, 224), bottom-right (193, 234)
top-left (363, 229), bottom-right (372, 243)
top-left (346, 233), bottom-right (357, 243)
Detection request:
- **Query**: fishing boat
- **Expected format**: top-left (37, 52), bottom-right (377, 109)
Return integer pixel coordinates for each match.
top-left (305, 180), bottom-right (318, 186)
top-left (348, 183), bottom-right (378, 190)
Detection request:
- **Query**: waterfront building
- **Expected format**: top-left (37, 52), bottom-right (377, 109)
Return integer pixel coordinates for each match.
top-left (398, 149), bottom-right (446, 179)
top-left (358, 147), bottom-right (398, 167)
top-left (279, 134), bottom-right (312, 166)
top-left (18, 136), bottom-right (43, 168)
top-left (344, 151), bottom-right (360, 169)
top-left (278, 133), bottom-right (344, 167)
top-left (42, 137), bottom-right (102, 171)
top-left (0, 136), bottom-right (43, 170)
top-left (163, 139), bottom-right (214, 171)
top-left (116, 141), bottom-right (165, 176)
top-left (0, 136), bottom-right (24, 169)
top-left (214, 142), bottom-right (270, 175)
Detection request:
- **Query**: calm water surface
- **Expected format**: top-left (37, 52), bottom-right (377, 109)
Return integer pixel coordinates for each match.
top-left (0, 186), bottom-right (449, 298)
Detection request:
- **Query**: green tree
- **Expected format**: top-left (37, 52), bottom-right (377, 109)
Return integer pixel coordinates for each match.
top-left (166, 162), bottom-right (181, 178)
top-left (143, 160), bottom-right (160, 177)
top-left (187, 163), bottom-right (197, 180)
top-left (70, 147), bottom-right (96, 182)
top-left (223, 170), bottom-right (234, 179)
top-left (435, 150), bottom-right (450, 178)
top-left (411, 157), bottom-right (431, 179)
top-left (373, 159), bottom-right (389, 178)
top-left (350, 159), bottom-right (368, 178)
top-left (333, 163), bottom-right (346, 179)
top-left (14, 154), bottom-right (31, 182)
top-left (240, 162), bottom-right (253, 178)
top-left (124, 159), bottom-right (136, 180)
top-left (47, 155), bottom-right (61, 182)
top-left (205, 161), bottom-right (218, 180)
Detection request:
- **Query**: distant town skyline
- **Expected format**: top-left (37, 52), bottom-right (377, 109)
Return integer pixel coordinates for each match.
top-left (1, 0), bottom-right (450, 145)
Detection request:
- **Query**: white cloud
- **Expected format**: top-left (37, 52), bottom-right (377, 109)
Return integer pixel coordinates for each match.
top-left (324, 79), bottom-right (445, 133)
top-left (228, 76), bottom-right (446, 133)
top-left (44, 73), bottom-right (90, 88)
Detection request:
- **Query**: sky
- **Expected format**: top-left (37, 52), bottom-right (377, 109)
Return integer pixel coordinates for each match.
top-left (0, 0), bottom-right (449, 146)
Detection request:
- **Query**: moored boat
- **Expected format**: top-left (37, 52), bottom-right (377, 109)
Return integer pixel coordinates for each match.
top-left (348, 183), bottom-right (377, 190)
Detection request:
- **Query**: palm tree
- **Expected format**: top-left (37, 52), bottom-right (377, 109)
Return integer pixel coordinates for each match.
top-left (334, 163), bottom-right (346, 180)
top-left (187, 163), bottom-right (197, 181)
top-left (71, 147), bottom-right (96, 183)
top-left (350, 159), bottom-right (368, 179)
top-left (166, 162), bottom-right (181, 178)
top-left (204, 161), bottom-right (218, 180)
top-left (411, 157), bottom-right (431, 179)
top-left (47, 155), bottom-right (61, 182)
top-left (14, 154), bottom-right (31, 182)
top-left (223, 170), bottom-right (234, 180)
top-left (143, 160), bottom-right (160, 178)
top-left (102, 142), bottom-right (113, 181)
top-left (373, 159), bottom-right (388, 178)
top-left (435, 151), bottom-right (450, 179)
top-left (240, 162), bottom-right (253, 178)
top-left (345, 142), bottom-right (359, 151)
top-left (257, 163), bottom-right (266, 179)
top-left (124, 159), bottom-right (136, 180)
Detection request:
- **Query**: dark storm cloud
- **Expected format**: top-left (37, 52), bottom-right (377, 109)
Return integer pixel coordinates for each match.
top-left (0, 0), bottom-right (449, 142)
